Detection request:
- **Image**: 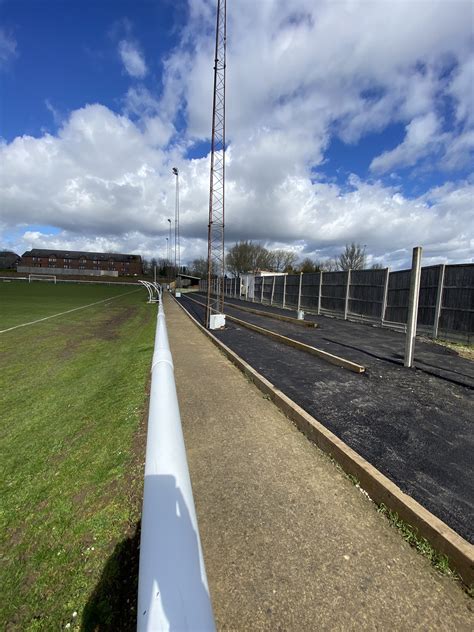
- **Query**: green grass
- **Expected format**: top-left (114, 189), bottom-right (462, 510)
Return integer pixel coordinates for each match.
top-left (376, 504), bottom-right (461, 579)
top-left (0, 280), bottom-right (136, 330)
top-left (0, 281), bottom-right (155, 629)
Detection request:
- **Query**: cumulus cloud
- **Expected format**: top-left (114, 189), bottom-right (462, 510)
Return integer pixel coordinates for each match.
top-left (118, 39), bottom-right (147, 78)
top-left (1, 0), bottom-right (473, 269)
top-left (1, 103), bottom-right (472, 268)
top-left (370, 113), bottom-right (443, 173)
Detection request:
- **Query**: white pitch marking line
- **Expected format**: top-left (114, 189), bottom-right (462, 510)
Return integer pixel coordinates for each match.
top-left (0, 289), bottom-right (141, 334)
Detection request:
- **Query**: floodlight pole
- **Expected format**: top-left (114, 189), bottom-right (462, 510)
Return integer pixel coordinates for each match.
top-left (206, 0), bottom-right (227, 329)
top-left (167, 219), bottom-right (172, 284)
top-left (173, 167), bottom-right (180, 288)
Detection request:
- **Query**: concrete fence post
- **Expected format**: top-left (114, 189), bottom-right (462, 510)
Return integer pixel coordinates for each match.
top-left (381, 267), bottom-right (390, 322)
top-left (404, 246), bottom-right (423, 368)
top-left (297, 272), bottom-right (303, 311)
top-left (432, 263), bottom-right (446, 339)
top-left (344, 269), bottom-right (351, 320)
top-left (318, 271), bottom-right (323, 315)
top-left (283, 275), bottom-right (287, 309)
top-left (270, 276), bottom-right (276, 305)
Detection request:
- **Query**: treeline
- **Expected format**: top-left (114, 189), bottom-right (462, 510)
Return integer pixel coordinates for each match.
top-left (224, 241), bottom-right (379, 275)
top-left (143, 242), bottom-right (382, 279)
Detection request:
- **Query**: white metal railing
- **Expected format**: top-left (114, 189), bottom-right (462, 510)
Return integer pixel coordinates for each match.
top-left (139, 280), bottom-right (160, 303)
top-left (137, 290), bottom-right (215, 632)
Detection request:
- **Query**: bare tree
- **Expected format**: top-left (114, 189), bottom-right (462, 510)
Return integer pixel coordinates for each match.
top-left (189, 257), bottom-right (209, 278)
top-left (296, 257), bottom-right (336, 273)
top-left (336, 243), bottom-right (366, 271)
top-left (226, 241), bottom-right (273, 275)
top-left (271, 249), bottom-right (298, 272)
top-left (299, 257), bottom-right (317, 273)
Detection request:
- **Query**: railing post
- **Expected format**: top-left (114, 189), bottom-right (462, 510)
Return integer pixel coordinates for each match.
top-left (432, 263), bottom-right (445, 339)
top-left (404, 246), bottom-right (423, 368)
top-left (270, 276), bottom-right (276, 305)
top-left (283, 275), bottom-right (287, 309)
top-left (297, 272), bottom-right (303, 311)
top-left (318, 271), bottom-right (323, 315)
top-left (344, 269), bottom-right (351, 320)
top-left (381, 267), bottom-right (390, 322)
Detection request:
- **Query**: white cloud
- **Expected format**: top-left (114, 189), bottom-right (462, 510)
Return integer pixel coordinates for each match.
top-left (1, 0), bottom-right (473, 270)
top-left (1, 103), bottom-right (473, 268)
top-left (118, 39), bottom-right (147, 78)
top-left (370, 113), bottom-right (443, 173)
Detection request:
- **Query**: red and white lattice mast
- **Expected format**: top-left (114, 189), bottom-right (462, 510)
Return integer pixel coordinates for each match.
top-left (206, 0), bottom-right (227, 329)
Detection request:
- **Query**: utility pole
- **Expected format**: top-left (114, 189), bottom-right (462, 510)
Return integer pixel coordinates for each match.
top-left (172, 168), bottom-right (180, 288)
top-left (206, 0), bottom-right (227, 329)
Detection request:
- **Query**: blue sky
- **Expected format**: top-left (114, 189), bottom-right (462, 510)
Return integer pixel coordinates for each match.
top-left (1, 0), bottom-right (473, 269)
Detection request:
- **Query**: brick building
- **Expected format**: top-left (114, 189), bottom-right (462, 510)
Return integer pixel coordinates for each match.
top-left (18, 249), bottom-right (142, 277)
top-left (0, 251), bottom-right (20, 269)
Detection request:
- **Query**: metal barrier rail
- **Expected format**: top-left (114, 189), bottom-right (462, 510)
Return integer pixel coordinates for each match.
top-left (137, 290), bottom-right (215, 632)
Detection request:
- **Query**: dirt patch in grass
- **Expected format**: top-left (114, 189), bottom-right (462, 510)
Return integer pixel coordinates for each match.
top-left (94, 306), bottom-right (138, 341)
top-left (54, 304), bottom-right (141, 359)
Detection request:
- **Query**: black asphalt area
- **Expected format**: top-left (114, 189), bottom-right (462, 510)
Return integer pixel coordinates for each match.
top-left (178, 294), bottom-right (474, 545)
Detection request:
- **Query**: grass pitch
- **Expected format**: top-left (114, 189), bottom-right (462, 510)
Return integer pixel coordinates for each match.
top-left (0, 281), bottom-right (154, 630)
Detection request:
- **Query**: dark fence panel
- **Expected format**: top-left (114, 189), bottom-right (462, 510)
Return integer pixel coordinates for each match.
top-left (262, 276), bottom-right (273, 303)
top-left (229, 264), bottom-right (472, 341)
top-left (273, 275), bottom-right (285, 306)
top-left (321, 271), bottom-right (347, 313)
top-left (348, 269), bottom-right (386, 318)
top-left (285, 274), bottom-right (300, 308)
top-left (300, 272), bottom-right (321, 311)
top-left (417, 266), bottom-right (440, 327)
top-left (385, 270), bottom-right (411, 323)
top-left (439, 264), bottom-right (474, 335)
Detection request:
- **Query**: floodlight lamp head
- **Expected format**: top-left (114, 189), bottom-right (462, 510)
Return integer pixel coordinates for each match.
top-left (172, 167), bottom-right (178, 176)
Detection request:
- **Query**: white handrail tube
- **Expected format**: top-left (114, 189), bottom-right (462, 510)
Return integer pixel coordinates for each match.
top-left (137, 297), bottom-right (215, 632)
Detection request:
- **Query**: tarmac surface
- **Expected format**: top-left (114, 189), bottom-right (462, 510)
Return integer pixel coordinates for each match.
top-left (178, 293), bottom-right (474, 545)
top-left (219, 295), bottom-right (474, 388)
top-left (165, 294), bottom-right (473, 630)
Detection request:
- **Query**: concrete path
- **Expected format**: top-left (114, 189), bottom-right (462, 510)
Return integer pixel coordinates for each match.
top-left (164, 294), bottom-right (473, 631)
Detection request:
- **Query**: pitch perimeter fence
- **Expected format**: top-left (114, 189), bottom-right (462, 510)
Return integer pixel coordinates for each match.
top-left (201, 263), bottom-right (474, 343)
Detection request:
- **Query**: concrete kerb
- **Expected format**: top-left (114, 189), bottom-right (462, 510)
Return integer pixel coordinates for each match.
top-left (221, 298), bottom-right (318, 327)
top-left (172, 295), bottom-right (474, 587)
top-left (184, 294), bottom-right (364, 374)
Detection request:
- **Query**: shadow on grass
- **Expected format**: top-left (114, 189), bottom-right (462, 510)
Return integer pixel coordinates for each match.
top-left (81, 522), bottom-right (140, 632)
